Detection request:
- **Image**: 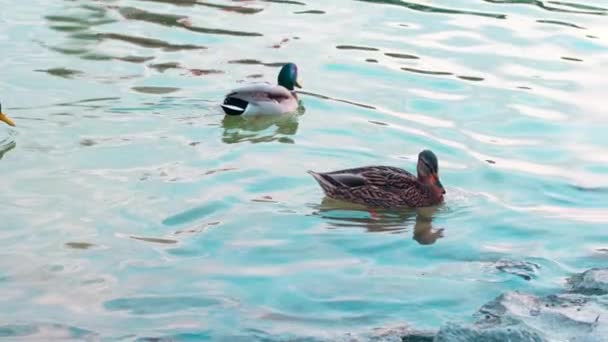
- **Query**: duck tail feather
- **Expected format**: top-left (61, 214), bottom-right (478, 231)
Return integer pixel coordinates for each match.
top-left (308, 171), bottom-right (341, 193)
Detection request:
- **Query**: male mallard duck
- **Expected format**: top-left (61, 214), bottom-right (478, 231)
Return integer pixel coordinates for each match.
top-left (221, 63), bottom-right (302, 117)
top-left (308, 150), bottom-right (445, 208)
top-left (0, 102), bottom-right (15, 127)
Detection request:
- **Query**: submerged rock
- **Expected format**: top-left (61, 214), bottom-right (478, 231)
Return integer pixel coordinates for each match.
top-left (435, 322), bottom-right (545, 342)
top-left (340, 324), bottom-right (435, 342)
top-left (365, 325), bottom-right (434, 342)
top-left (568, 268), bottom-right (608, 295)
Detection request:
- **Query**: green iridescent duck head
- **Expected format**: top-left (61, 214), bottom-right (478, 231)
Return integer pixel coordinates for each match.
top-left (277, 63), bottom-right (302, 91)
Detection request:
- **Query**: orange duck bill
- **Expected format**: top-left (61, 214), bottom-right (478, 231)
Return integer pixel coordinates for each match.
top-left (0, 112), bottom-right (15, 127)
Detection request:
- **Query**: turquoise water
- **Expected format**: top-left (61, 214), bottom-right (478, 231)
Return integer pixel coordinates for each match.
top-left (1, 0), bottom-right (608, 340)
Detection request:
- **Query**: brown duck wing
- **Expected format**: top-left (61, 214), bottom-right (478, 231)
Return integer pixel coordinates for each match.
top-left (320, 173), bottom-right (366, 187)
top-left (320, 166), bottom-right (417, 190)
top-left (350, 167), bottom-right (423, 207)
top-left (323, 166), bottom-right (412, 186)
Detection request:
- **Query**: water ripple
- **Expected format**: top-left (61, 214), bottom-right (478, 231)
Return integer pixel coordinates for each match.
top-left (536, 19), bottom-right (586, 29)
top-left (484, 0), bottom-right (607, 15)
top-left (140, 0), bottom-right (265, 15)
top-left (117, 6), bottom-right (263, 37)
top-left (104, 295), bottom-right (222, 314)
top-left (356, 0), bottom-right (507, 19)
top-left (0, 323), bottom-right (97, 340)
top-left (101, 32), bottom-right (206, 51)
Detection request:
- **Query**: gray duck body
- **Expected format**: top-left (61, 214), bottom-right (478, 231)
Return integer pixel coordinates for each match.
top-left (220, 63), bottom-right (301, 117)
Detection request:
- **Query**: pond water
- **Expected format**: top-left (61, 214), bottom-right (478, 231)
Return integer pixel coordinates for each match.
top-left (1, 0), bottom-right (608, 340)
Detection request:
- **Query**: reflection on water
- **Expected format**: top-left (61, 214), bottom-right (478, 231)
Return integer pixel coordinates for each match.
top-left (356, 0), bottom-right (507, 19)
top-left (116, 6), bottom-right (263, 37)
top-left (0, 128), bottom-right (16, 161)
top-left (483, 0), bottom-right (607, 15)
top-left (314, 198), bottom-right (445, 245)
top-left (0, 141), bottom-right (16, 161)
top-left (221, 111), bottom-right (303, 144)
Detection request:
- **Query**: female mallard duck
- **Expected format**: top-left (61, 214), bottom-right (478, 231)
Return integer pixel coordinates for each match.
top-left (0, 102), bottom-right (15, 127)
top-left (308, 150), bottom-right (445, 208)
top-left (221, 63), bottom-right (302, 117)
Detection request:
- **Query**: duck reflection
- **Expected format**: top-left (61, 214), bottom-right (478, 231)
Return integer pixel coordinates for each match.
top-left (221, 113), bottom-right (301, 144)
top-left (313, 197), bottom-right (444, 245)
top-left (0, 141), bottom-right (15, 161)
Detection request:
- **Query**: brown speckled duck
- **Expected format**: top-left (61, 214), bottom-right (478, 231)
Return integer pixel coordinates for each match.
top-left (308, 150), bottom-right (445, 208)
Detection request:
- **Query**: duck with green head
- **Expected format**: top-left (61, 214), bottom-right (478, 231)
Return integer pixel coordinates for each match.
top-left (0, 102), bottom-right (15, 127)
top-left (308, 150), bottom-right (445, 208)
top-left (221, 63), bottom-right (302, 117)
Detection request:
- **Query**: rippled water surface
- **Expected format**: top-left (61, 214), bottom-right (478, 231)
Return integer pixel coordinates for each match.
top-left (1, 0), bottom-right (608, 340)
